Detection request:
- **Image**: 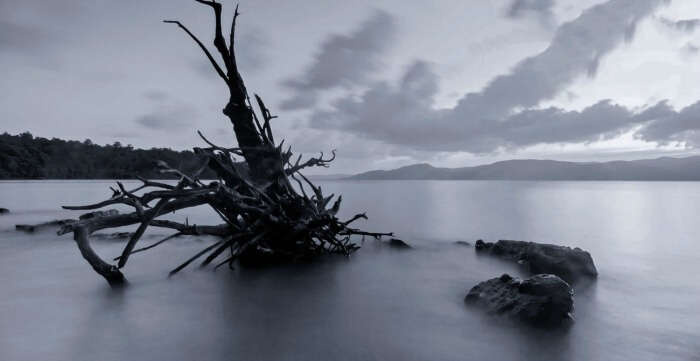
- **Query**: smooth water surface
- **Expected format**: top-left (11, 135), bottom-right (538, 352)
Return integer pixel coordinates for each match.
top-left (0, 180), bottom-right (699, 361)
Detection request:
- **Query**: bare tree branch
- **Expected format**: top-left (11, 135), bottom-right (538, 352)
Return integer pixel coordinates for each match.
top-left (163, 20), bottom-right (228, 83)
top-left (286, 150), bottom-right (337, 175)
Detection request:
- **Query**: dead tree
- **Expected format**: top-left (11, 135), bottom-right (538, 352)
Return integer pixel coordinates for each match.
top-left (55, 1), bottom-right (392, 286)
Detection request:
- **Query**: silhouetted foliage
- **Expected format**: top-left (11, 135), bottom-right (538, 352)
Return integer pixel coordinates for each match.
top-left (0, 132), bottom-right (215, 179)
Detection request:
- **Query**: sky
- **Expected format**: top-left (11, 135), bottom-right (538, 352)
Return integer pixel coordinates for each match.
top-left (1, 0), bottom-right (700, 173)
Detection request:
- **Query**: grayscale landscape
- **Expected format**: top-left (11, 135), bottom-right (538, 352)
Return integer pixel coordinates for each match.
top-left (1, 1), bottom-right (699, 360)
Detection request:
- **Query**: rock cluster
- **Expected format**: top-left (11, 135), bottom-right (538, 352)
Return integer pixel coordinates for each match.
top-left (467, 239), bottom-right (598, 327)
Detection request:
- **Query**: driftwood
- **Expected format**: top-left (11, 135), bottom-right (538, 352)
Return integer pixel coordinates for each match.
top-left (52, 1), bottom-right (392, 286)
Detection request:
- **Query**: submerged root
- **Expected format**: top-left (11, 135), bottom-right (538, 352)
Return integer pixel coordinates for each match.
top-left (54, 167), bottom-right (391, 286)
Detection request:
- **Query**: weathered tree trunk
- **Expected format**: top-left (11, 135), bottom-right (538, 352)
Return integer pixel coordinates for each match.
top-left (166, 2), bottom-right (283, 185)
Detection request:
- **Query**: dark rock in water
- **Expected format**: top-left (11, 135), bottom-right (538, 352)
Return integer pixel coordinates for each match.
top-left (16, 219), bottom-right (76, 233)
top-left (454, 240), bottom-right (471, 247)
top-left (388, 238), bottom-right (411, 249)
top-left (79, 209), bottom-right (119, 220)
top-left (475, 240), bottom-right (597, 283)
top-left (465, 273), bottom-right (574, 327)
top-left (0, 208), bottom-right (9, 214)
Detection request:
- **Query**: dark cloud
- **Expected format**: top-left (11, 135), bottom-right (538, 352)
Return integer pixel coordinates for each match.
top-left (0, 1), bottom-right (89, 59)
top-left (311, 61), bottom-right (444, 147)
top-left (0, 21), bottom-right (48, 55)
top-left (506, 0), bottom-right (555, 26)
top-left (636, 101), bottom-right (700, 147)
top-left (279, 10), bottom-right (396, 110)
top-left (658, 17), bottom-right (700, 33)
top-left (134, 103), bottom-right (197, 131)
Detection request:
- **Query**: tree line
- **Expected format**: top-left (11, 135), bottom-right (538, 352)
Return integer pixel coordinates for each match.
top-left (0, 132), bottom-right (215, 179)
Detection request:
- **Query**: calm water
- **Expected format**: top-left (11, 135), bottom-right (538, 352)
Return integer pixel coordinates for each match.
top-left (0, 180), bottom-right (699, 361)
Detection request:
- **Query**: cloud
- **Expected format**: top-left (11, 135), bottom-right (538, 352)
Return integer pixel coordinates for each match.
top-left (312, 61), bottom-right (660, 152)
top-left (658, 17), bottom-right (700, 33)
top-left (279, 10), bottom-right (396, 110)
top-left (311, 0), bottom-right (666, 153)
top-left (0, 21), bottom-right (50, 55)
top-left (134, 102), bottom-right (197, 131)
top-left (454, 0), bottom-right (662, 119)
top-left (505, 0), bottom-right (556, 27)
top-left (143, 90), bottom-right (169, 102)
top-left (312, 61), bottom-right (695, 153)
top-left (636, 100), bottom-right (700, 147)
top-left (311, 61), bottom-right (445, 147)
top-left (681, 42), bottom-right (699, 56)
top-left (0, 1), bottom-right (89, 57)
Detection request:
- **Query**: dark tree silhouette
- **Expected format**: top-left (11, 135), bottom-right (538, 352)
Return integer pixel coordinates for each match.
top-left (50, 1), bottom-right (392, 286)
top-left (0, 132), bottom-right (217, 179)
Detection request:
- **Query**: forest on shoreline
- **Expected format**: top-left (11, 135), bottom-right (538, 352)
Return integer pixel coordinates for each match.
top-left (0, 132), bottom-right (214, 179)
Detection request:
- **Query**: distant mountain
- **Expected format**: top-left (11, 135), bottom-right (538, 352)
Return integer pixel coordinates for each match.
top-left (307, 173), bottom-right (351, 181)
top-left (349, 156), bottom-right (700, 181)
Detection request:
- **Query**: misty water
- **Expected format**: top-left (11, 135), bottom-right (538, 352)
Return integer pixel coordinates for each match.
top-left (0, 180), bottom-right (698, 361)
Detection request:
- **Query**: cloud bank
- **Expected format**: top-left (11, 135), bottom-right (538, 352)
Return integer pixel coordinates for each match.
top-left (308, 0), bottom-right (675, 153)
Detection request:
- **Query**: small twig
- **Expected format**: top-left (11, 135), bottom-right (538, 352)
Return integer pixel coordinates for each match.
top-left (113, 232), bottom-right (183, 261)
top-left (169, 239), bottom-right (225, 276)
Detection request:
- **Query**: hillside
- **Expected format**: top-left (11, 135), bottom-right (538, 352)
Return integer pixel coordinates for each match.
top-left (349, 156), bottom-right (700, 181)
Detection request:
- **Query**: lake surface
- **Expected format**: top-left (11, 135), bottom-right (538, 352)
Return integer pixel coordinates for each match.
top-left (0, 180), bottom-right (699, 361)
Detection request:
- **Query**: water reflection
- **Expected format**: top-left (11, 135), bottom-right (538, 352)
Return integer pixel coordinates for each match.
top-left (0, 180), bottom-right (699, 360)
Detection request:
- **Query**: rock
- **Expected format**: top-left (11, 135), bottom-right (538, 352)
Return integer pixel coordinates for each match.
top-left (79, 209), bottom-right (119, 220)
top-left (0, 208), bottom-right (9, 214)
top-left (475, 240), bottom-right (597, 283)
top-left (15, 219), bottom-right (76, 233)
top-left (474, 239), bottom-right (488, 250)
top-left (465, 273), bottom-right (574, 327)
top-left (454, 240), bottom-right (471, 247)
top-left (388, 238), bottom-right (411, 249)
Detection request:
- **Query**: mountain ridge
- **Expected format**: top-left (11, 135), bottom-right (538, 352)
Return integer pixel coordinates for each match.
top-left (349, 156), bottom-right (700, 181)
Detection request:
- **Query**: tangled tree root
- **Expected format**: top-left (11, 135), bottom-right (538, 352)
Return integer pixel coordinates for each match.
top-left (51, 1), bottom-right (393, 286)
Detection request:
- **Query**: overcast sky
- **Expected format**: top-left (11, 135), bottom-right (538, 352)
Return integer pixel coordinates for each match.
top-left (2, 0), bottom-right (700, 173)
